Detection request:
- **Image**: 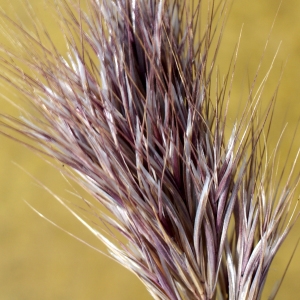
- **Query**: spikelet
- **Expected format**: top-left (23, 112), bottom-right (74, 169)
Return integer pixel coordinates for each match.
top-left (0, 0), bottom-right (299, 299)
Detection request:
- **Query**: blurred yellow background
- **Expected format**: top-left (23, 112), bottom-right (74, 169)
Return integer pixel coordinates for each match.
top-left (0, 0), bottom-right (299, 299)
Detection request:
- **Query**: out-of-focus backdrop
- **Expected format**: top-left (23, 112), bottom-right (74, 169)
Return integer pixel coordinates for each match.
top-left (0, 0), bottom-right (299, 299)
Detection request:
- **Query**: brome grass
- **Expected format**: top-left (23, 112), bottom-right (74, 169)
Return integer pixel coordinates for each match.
top-left (0, 0), bottom-right (299, 299)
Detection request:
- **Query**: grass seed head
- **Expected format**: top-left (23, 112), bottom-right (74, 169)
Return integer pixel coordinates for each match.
top-left (0, 0), bottom-right (299, 299)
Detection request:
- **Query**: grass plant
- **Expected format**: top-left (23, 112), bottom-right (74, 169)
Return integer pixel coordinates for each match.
top-left (0, 0), bottom-right (299, 299)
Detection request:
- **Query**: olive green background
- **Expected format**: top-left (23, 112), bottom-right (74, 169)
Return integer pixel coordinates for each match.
top-left (0, 0), bottom-right (299, 299)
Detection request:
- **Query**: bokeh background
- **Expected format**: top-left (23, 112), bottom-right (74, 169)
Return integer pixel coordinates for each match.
top-left (0, 0), bottom-right (299, 299)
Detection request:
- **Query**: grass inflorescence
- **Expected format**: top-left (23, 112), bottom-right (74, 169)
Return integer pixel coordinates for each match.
top-left (0, 0), bottom-right (299, 299)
